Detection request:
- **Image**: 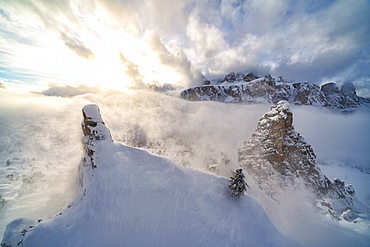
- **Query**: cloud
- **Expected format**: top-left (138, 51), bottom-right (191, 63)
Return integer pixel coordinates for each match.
top-left (39, 82), bottom-right (100, 97)
top-left (183, 0), bottom-right (370, 86)
top-left (186, 15), bottom-right (226, 59)
top-left (119, 52), bottom-right (144, 88)
top-left (60, 32), bottom-right (95, 60)
top-left (0, 0), bottom-right (369, 94)
top-left (145, 30), bottom-right (202, 87)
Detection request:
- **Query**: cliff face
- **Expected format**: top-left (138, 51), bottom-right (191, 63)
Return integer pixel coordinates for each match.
top-left (181, 73), bottom-right (370, 112)
top-left (238, 101), bottom-right (367, 220)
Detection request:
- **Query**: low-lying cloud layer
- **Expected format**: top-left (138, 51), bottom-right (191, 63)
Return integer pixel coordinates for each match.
top-left (0, 0), bottom-right (369, 95)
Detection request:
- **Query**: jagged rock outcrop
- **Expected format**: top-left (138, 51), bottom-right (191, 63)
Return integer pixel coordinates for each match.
top-left (223, 72), bottom-right (236, 82)
top-left (238, 101), bottom-right (367, 220)
top-left (320, 81), bottom-right (370, 110)
top-left (341, 82), bottom-right (359, 105)
top-left (180, 75), bottom-right (277, 104)
top-left (243, 72), bottom-right (260, 82)
top-left (321, 82), bottom-right (346, 109)
top-left (292, 82), bottom-right (328, 106)
top-left (181, 72), bottom-right (370, 112)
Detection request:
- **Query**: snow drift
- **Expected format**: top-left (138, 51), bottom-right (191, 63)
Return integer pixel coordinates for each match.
top-left (2, 104), bottom-right (298, 247)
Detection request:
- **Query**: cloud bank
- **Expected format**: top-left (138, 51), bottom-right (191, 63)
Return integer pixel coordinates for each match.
top-left (0, 0), bottom-right (369, 95)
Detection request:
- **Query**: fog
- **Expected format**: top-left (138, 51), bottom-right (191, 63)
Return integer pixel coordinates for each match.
top-left (0, 87), bottom-right (369, 246)
top-left (0, 89), bottom-right (89, 235)
top-left (292, 105), bottom-right (370, 207)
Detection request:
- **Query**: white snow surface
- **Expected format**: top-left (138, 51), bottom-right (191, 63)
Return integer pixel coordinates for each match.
top-left (20, 138), bottom-right (298, 247)
top-left (83, 104), bottom-right (104, 123)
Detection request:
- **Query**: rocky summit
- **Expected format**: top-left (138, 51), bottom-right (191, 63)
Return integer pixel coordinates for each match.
top-left (238, 100), bottom-right (368, 220)
top-left (181, 72), bottom-right (370, 112)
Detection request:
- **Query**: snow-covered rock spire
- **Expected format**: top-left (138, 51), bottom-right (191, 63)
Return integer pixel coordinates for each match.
top-left (238, 100), bottom-right (367, 220)
top-left (82, 104), bottom-right (112, 143)
top-left (80, 104), bottom-right (112, 188)
top-left (238, 101), bottom-right (325, 195)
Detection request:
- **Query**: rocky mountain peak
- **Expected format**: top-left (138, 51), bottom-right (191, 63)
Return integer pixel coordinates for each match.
top-left (340, 82), bottom-right (360, 107)
top-left (255, 101), bottom-right (293, 159)
top-left (321, 82), bottom-right (346, 109)
top-left (238, 101), bottom-right (367, 220)
top-left (341, 82), bottom-right (356, 97)
top-left (239, 101), bottom-right (320, 186)
top-left (223, 72), bottom-right (236, 82)
top-left (243, 72), bottom-right (260, 82)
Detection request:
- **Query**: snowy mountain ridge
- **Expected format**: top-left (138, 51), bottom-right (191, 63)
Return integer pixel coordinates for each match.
top-left (181, 72), bottom-right (370, 112)
top-left (1, 104), bottom-right (299, 247)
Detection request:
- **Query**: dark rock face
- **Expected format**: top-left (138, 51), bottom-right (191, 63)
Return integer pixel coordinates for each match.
top-left (180, 76), bottom-right (277, 104)
top-left (341, 82), bottom-right (360, 107)
top-left (321, 83), bottom-right (346, 109)
top-left (243, 72), bottom-right (259, 82)
top-left (341, 82), bottom-right (357, 97)
top-left (238, 101), bottom-right (366, 220)
top-left (203, 80), bottom-right (211, 85)
top-left (181, 73), bottom-right (370, 112)
top-left (292, 82), bottom-right (328, 106)
top-left (238, 101), bottom-right (327, 196)
top-left (223, 72), bottom-right (236, 82)
top-left (320, 81), bottom-right (370, 110)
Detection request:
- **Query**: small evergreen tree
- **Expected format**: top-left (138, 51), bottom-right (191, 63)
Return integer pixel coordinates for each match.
top-left (228, 169), bottom-right (248, 198)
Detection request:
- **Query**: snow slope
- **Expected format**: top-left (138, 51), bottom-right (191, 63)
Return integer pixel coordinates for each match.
top-left (7, 105), bottom-right (299, 247)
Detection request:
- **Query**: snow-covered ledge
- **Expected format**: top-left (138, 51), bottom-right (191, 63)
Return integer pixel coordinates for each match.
top-left (82, 104), bottom-right (112, 143)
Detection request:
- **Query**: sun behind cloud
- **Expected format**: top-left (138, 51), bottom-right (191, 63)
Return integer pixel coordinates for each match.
top-left (0, 0), bottom-right (369, 95)
top-left (0, 0), bottom-right (200, 91)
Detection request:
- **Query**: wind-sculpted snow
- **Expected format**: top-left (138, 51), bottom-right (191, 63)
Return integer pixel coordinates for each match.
top-left (4, 104), bottom-right (298, 247)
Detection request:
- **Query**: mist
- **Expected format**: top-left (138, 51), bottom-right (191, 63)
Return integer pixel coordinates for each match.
top-left (0, 89), bottom-right (89, 235)
top-left (0, 86), bottom-right (369, 246)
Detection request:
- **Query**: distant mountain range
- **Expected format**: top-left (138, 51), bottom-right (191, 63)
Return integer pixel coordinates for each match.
top-left (181, 72), bottom-right (370, 112)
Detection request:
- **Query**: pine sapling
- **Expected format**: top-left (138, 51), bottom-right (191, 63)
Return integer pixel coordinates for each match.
top-left (229, 169), bottom-right (248, 198)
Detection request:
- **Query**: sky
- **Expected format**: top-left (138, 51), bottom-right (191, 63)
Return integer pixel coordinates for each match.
top-left (0, 0), bottom-right (369, 96)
